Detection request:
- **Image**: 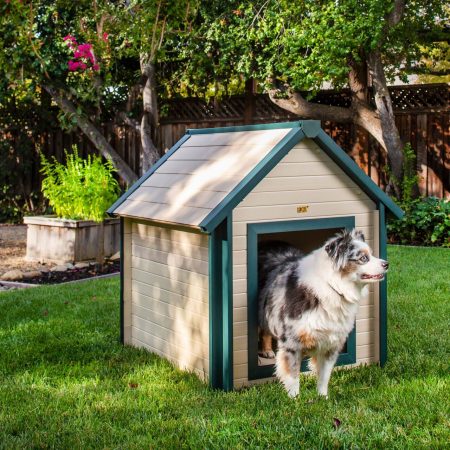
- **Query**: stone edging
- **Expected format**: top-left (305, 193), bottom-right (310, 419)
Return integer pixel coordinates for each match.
top-left (0, 272), bottom-right (119, 291)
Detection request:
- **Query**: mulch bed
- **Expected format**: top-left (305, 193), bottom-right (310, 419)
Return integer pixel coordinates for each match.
top-left (24, 261), bottom-right (120, 285)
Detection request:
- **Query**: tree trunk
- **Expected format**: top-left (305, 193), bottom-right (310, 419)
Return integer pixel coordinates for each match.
top-left (268, 70), bottom-right (404, 196)
top-left (44, 85), bottom-right (138, 186)
top-left (140, 59), bottom-right (161, 174)
top-left (367, 50), bottom-right (404, 194)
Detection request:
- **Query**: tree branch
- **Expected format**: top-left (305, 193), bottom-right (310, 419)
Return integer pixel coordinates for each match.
top-left (116, 111), bottom-right (141, 132)
top-left (44, 85), bottom-right (138, 185)
top-left (386, 0), bottom-right (405, 27)
top-left (268, 89), bottom-right (353, 123)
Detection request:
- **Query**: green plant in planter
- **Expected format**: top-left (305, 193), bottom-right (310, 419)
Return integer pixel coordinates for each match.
top-left (40, 146), bottom-right (120, 222)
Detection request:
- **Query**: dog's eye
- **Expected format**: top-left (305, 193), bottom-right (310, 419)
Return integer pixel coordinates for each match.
top-left (359, 255), bottom-right (369, 263)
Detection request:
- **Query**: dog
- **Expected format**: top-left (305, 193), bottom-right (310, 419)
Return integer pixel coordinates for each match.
top-left (258, 229), bottom-right (388, 398)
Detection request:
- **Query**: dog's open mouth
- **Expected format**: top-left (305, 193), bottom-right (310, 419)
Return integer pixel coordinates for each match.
top-left (361, 273), bottom-right (385, 280)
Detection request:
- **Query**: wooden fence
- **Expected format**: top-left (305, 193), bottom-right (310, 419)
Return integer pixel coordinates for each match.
top-left (28, 83), bottom-right (450, 199)
top-left (157, 83), bottom-right (449, 199)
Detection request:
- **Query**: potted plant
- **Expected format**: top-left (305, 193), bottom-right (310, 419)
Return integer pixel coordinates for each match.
top-left (24, 146), bottom-right (121, 264)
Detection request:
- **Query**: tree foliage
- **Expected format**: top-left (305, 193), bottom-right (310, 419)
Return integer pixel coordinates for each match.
top-left (169, 0), bottom-right (447, 195)
top-left (173, 0), bottom-right (445, 93)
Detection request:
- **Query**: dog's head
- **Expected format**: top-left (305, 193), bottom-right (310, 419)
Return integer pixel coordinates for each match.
top-left (324, 229), bottom-right (388, 283)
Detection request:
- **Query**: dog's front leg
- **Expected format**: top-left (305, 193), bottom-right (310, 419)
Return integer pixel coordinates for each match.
top-left (276, 346), bottom-right (301, 398)
top-left (316, 351), bottom-right (339, 398)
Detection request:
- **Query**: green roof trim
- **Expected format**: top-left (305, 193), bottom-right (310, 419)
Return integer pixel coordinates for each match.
top-left (107, 134), bottom-right (191, 215)
top-left (378, 203), bottom-right (388, 367)
top-left (199, 127), bottom-right (306, 232)
top-left (187, 121), bottom-right (303, 134)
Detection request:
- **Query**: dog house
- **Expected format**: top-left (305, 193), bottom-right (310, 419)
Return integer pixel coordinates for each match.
top-left (108, 121), bottom-right (403, 391)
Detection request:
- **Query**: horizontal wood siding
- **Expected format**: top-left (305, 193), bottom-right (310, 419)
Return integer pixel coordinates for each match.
top-left (130, 222), bottom-right (210, 379)
top-left (232, 138), bottom-right (378, 387)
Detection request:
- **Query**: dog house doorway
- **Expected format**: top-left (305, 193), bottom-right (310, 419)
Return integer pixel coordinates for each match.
top-left (247, 216), bottom-right (357, 381)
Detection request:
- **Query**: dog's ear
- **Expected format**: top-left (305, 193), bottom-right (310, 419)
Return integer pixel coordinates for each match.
top-left (352, 229), bottom-right (365, 242)
top-left (325, 230), bottom-right (353, 269)
top-left (325, 240), bottom-right (337, 257)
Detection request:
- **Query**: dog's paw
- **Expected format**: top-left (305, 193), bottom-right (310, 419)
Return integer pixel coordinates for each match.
top-left (258, 350), bottom-right (275, 359)
top-left (317, 392), bottom-right (329, 400)
top-left (283, 377), bottom-right (300, 398)
top-left (287, 387), bottom-right (299, 398)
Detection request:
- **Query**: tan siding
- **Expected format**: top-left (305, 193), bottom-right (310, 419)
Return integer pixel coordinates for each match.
top-left (132, 235), bottom-right (208, 261)
top-left (132, 256), bottom-right (209, 289)
top-left (231, 138), bottom-right (378, 387)
top-left (130, 224), bottom-right (209, 379)
top-left (123, 219), bottom-right (132, 344)
top-left (252, 175), bottom-right (354, 192)
top-left (234, 216), bottom-right (374, 239)
top-left (131, 331), bottom-right (208, 379)
top-left (233, 201), bottom-right (374, 223)
top-left (132, 268), bottom-right (207, 303)
top-left (133, 222), bottom-right (208, 246)
top-left (132, 244), bottom-right (208, 274)
top-left (133, 288), bottom-right (208, 319)
top-left (245, 188), bottom-right (367, 207)
top-left (132, 314), bottom-right (206, 348)
top-left (133, 281), bottom-right (208, 317)
top-left (356, 344), bottom-right (375, 359)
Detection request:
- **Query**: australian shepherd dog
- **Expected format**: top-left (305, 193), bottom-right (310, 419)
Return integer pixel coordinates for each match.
top-left (258, 229), bottom-right (388, 398)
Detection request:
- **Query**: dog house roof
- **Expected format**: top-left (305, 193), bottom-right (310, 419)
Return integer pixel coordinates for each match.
top-left (108, 121), bottom-right (403, 232)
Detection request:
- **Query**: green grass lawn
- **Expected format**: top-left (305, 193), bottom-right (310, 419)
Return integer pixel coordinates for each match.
top-left (0, 246), bottom-right (449, 449)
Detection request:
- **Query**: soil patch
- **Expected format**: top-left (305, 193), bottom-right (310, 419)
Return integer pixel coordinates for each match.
top-left (0, 224), bottom-right (120, 285)
top-left (0, 224), bottom-right (49, 274)
top-left (25, 261), bottom-right (120, 285)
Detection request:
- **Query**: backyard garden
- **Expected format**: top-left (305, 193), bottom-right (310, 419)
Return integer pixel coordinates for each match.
top-left (1, 1), bottom-right (449, 449)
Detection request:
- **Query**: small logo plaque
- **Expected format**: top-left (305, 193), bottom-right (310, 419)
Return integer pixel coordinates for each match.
top-left (297, 205), bottom-right (309, 213)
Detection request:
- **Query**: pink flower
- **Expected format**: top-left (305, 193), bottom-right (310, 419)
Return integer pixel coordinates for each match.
top-left (102, 32), bottom-right (109, 42)
top-left (77, 43), bottom-right (92, 52)
top-left (92, 64), bottom-right (100, 71)
top-left (68, 60), bottom-right (81, 71)
top-left (64, 35), bottom-right (78, 50)
top-left (80, 62), bottom-right (87, 70)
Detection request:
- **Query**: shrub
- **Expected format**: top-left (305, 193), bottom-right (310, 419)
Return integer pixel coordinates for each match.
top-left (387, 197), bottom-right (450, 247)
top-left (40, 146), bottom-right (120, 222)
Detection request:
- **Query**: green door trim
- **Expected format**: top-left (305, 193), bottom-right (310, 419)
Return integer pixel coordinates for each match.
top-left (247, 217), bottom-right (357, 381)
top-left (208, 215), bottom-right (233, 390)
top-left (378, 203), bottom-right (388, 366)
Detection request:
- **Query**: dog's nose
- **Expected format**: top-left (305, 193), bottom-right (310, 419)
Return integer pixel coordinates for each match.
top-left (382, 260), bottom-right (389, 270)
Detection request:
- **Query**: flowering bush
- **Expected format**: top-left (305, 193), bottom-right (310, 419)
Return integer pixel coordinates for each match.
top-left (64, 35), bottom-right (100, 72)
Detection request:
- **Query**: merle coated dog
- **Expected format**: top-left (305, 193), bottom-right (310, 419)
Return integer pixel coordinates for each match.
top-left (258, 229), bottom-right (388, 398)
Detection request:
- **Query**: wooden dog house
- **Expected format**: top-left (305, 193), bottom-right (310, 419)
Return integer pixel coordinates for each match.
top-left (108, 121), bottom-right (403, 391)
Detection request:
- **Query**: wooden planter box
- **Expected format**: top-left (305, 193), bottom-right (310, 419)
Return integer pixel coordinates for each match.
top-left (23, 216), bottom-right (120, 264)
